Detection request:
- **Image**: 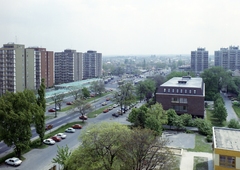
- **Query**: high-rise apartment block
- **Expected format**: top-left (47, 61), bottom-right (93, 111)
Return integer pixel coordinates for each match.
top-left (214, 46), bottom-right (240, 71)
top-left (83, 50), bottom-right (102, 79)
top-left (54, 49), bottom-right (83, 85)
top-left (0, 43), bottom-right (25, 94)
top-left (191, 48), bottom-right (208, 74)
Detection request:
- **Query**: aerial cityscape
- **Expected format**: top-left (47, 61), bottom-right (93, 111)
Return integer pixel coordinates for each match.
top-left (1, 0), bottom-right (240, 170)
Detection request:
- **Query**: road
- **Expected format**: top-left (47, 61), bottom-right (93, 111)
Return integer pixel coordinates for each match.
top-left (221, 92), bottom-right (239, 121)
top-left (0, 99), bottom-right (137, 170)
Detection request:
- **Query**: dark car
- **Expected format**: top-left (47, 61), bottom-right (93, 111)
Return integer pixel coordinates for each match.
top-left (72, 124), bottom-right (82, 129)
top-left (48, 108), bottom-right (55, 112)
top-left (66, 102), bottom-right (73, 105)
top-left (45, 124), bottom-right (53, 130)
top-left (79, 115), bottom-right (88, 120)
top-left (112, 113), bottom-right (119, 117)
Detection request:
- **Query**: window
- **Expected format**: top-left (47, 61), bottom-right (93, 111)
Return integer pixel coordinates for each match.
top-left (172, 89), bottom-right (174, 93)
top-left (194, 90), bottom-right (196, 94)
top-left (219, 155), bottom-right (235, 168)
top-left (185, 89), bottom-right (187, 93)
top-left (168, 89), bottom-right (170, 92)
top-left (189, 90), bottom-right (191, 93)
top-left (164, 88), bottom-right (166, 92)
top-left (179, 98), bottom-right (187, 103)
top-left (180, 89), bottom-right (182, 93)
top-left (176, 89), bottom-right (179, 93)
top-left (171, 98), bottom-right (179, 103)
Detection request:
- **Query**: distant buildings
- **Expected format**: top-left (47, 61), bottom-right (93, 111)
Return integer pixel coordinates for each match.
top-left (83, 50), bottom-right (102, 79)
top-left (213, 127), bottom-right (240, 169)
top-left (0, 42), bottom-right (102, 94)
top-left (191, 48), bottom-right (208, 74)
top-left (214, 46), bottom-right (240, 71)
top-left (156, 76), bottom-right (205, 118)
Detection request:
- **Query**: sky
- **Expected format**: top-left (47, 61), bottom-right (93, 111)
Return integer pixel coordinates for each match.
top-left (1, 0), bottom-right (240, 56)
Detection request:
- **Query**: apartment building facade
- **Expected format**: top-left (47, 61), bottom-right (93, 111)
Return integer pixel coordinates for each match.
top-left (55, 49), bottom-right (83, 85)
top-left (191, 48), bottom-right (208, 74)
top-left (83, 50), bottom-right (102, 79)
top-left (156, 76), bottom-right (205, 118)
top-left (0, 43), bottom-right (25, 94)
top-left (214, 46), bottom-right (240, 71)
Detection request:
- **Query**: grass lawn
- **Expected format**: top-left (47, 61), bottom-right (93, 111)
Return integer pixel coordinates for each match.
top-left (232, 105), bottom-right (240, 118)
top-left (187, 134), bottom-right (212, 153)
top-left (193, 156), bottom-right (208, 170)
top-left (206, 109), bottom-right (226, 127)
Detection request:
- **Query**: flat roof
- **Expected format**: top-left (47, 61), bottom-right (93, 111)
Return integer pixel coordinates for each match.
top-left (213, 127), bottom-right (240, 151)
top-left (160, 77), bottom-right (203, 88)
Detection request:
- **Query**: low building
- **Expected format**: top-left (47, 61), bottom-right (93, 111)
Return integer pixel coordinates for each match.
top-left (213, 127), bottom-right (240, 169)
top-left (156, 76), bottom-right (205, 118)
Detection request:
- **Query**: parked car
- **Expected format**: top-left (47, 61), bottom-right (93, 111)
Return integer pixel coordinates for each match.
top-left (106, 98), bottom-right (110, 101)
top-left (72, 124), bottom-right (82, 129)
top-left (79, 115), bottom-right (88, 120)
top-left (108, 106), bottom-right (113, 110)
top-left (65, 127), bottom-right (75, 133)
top-left (55, 133), bottom-right (67, 139)
top-left (54, 107), bottom-right (60, 111)
top-left (112, 113), bottom-right (119, 117)
top-left (48, 108), bottom-right (55, 112)
top-left (66, 102), bottom-right (73, 105)
top-left (102, 102), bottom-right (107, 106)
top-left (43, 138), bottom-right (56, 145)
top-left (103, 109), bottom-right (109, 113)
top-left (45, 124), bottom-right (53, 130)
top-left (5, 157), bottom-right (22, 166)
top-left (113, 104), bottom-right (118, 108)
top-left (51, 136), bottom-right (61, 142)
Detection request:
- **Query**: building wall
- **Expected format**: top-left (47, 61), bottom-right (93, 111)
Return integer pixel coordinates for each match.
top-left (214, 148), bottom-right (240, 170)
top-left (191, 48), bottom-right (208, 74)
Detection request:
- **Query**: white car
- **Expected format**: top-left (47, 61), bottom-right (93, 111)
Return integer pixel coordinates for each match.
top-left (43, 138), bottom-right (56, 145)
top-left (5, 157), bottom-right (22, 166)
top-left (55, 133), bottom-right (67, 139)
top-left (65, 127), bottom-right (75, 133)
top-left (113, 104), bottom-right (118, 108)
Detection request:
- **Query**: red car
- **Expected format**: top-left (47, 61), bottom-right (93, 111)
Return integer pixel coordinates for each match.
top-left (106, 98), bottom-right (110, 101)
top-left (66, 102), bottom-right (73, 105)
top-left (103, 109), bottom-right (109, 113)
top-left (45, 124), bottom-right (53, 130)
top-left (48, 108), bottom-right (55, 112)
top-left (51, 136), bottom-right (61, 142)
top-left (79, 115), bottom-right (88, 120)
top-left (72, 124), bottom-right (82, 129)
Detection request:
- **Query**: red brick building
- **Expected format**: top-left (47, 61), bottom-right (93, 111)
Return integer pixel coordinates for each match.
top-left (156, 76), bottom-right (205, 118)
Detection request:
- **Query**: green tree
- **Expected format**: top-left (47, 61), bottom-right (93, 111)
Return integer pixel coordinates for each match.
top-left (82, 87), bottom-right (90, 98)
top-left (166, 109), bottom-right (178, 129)
top-left (180, 113), bottom-right (193, 126)
top-left (68, 86), bottom-right (83, 100)
top-left (128, 105), bottom-right (148, 128)
top-left (52, 145), bottom-right (71, 170)
top-left (51, 93), bottom-right (65, 117)
top-left (194, 118), bottom-right (212, 136)
top-left (0, 90), bottom-right (38, 158)
top-left (228, 119), bottom-right (240, 129)
top-left (214, 100), bottom-right (227, 124)
top-left (136, 79), bottom-right (155, 103)
top-left (74, 99), bottom-right (92, 122)
top-left (90, 80), bottom-right (105, 96)
top-left (37, 78), bottom-right (46, 112)
top-left (173, 116), bottom-right (184, 131)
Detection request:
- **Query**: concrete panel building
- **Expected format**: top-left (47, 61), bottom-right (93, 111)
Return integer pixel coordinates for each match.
top-left (213, 127), bottom-right (240, 169)
top-left (156, 76), bottom-right (205, 118)
top-left (191, 48), bottom-right (208, 74)
top-left (0, 43), bottom-right (25, 94)
top-left (215, 46), bottom-right (240, 71)
top-left (83, 50), bottom-right (102, 79)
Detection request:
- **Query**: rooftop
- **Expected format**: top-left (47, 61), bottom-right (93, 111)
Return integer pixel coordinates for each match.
top-left (160, 77), bottom-right (203, 88)
top-left (213, 127), bottom-right (240, 151)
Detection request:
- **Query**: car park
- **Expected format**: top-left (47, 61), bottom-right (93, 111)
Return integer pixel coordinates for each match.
top-left (79, 115), bottom-right (88, 120)
top-left (5, 157), bottom-right (22, 166)
top-left (55, 133), bottom-right (67, 139)
top-left (65, 127), bottom-right (75, 133)
top-left (51, 136), bottom-right (61, 142)
top-left (43, 138), bottom-right (56, 145)
top-left (72, 124), bottom-right (82, 129)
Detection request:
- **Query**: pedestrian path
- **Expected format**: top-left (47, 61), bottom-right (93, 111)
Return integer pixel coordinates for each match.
top-left (180, 150), bottom-right (213, 170)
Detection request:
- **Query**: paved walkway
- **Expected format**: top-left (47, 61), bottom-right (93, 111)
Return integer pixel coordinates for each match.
top-left (180, 150), bottom-right (213, 170)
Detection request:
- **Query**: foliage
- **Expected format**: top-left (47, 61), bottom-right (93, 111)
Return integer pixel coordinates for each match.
top-left (74, 99), bottom-right (92, 122)
top-left (194, 118), bottom-right (212, 136)
top-left (51, 93), bottom-right (65, 117)
top-left (213, 99), bottom-right (227, 125)
top-left (52, 145), bottom-right (71, 170)
top-left (0, 90), bottom-right (38, 158)
top-left (180, 114), bottom-right (193, 126)
top-left (89, 80), bottom-right (105, 96)
top-left (36, 78), bottom-right (46, 144)
top-left (65, 122), bottom-right (175, 170)
top-left (82, 87), bottom-right (90, 98)
top-left (166, 109), bottom-right (178, 129)
top-left (135, 79), bottom-right (155, 103)
top-left (68, 86), bottom-right (83, 100)
top-left (128, 105), bottom-right (148, 128)
top-left (173, 116), bottom-right (184, 131)
top-left (228, 119), bottom-right (240, 129)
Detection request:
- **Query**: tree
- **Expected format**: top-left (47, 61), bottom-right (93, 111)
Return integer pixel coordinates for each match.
top-left (180, 114), bottom-right (193, 126)
top-left (166, 109), bottom-right (178, 129)
top-left (51, 93), bottom-right (65, 117)
top-left (173, 116), bottom-right (184, 131)
top-left (90, 80), bottom-right (105, 96)
top-left (68, 86), bottom-right (83, 100)
top-left (74, 99), bottom-right (92, 122)
top-left (52, 145), bottom-right (71, 170)
top-left (82, 87), bottom-right (90, 98)
top-left (65, 122), bottom-right (175, 170)
top-left (194, 118), bottom-right (212, 136)
top-left (0, 90), bottom-right (38, 158)
top-left (128, 105), bottom-right (148, 128)
top-left (36, 78), bottom-right (46, 144)
top-left (65, 122), bottom-right (131, 170)
top-left (136, 79), bottom-right (155, 103)
top-left (228, 119), bottom-right (240, 129)
top-left (213, 100), bottom-right (227, 124)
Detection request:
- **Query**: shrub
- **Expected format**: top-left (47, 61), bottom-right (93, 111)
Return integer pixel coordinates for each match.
top-left (194, 118), bottom-right (212, 136)
top-left (206, 135), bottom-right (213, 142)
